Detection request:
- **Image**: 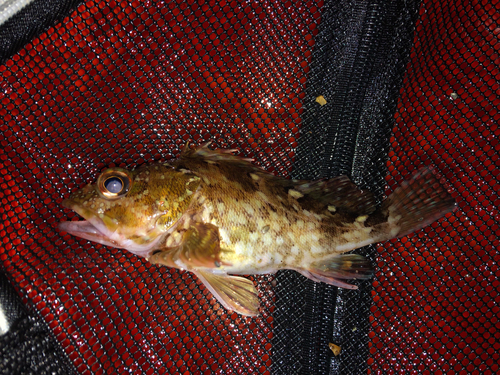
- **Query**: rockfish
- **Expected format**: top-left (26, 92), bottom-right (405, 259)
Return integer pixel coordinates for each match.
top-left (59, 144), bottom-right (456, 316)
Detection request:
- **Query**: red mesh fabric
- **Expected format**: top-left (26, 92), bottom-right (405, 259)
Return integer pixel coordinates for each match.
top-left (0, 0), bottom-right (498, 374)
top-left (0, 1), bottom-right (321, 374)
top-left (369, 0), bottom-right (500, 374)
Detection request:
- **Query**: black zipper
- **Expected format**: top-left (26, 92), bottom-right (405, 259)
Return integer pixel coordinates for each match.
top-left (272, 0), bottom-right (421, 374)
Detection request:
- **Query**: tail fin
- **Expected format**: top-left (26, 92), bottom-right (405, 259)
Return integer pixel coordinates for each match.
top-left (381, 167), bottom-right (456, 238)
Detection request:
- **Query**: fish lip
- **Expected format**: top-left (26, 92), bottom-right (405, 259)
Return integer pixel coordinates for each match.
top-left (58, 219), bottom-right (101, 238)
top-left (61, 198), bottom-right (98, 222)
top-left (58, 198), bottom-right (104, 238)
top-left (58, 217), bottom-right (124, 249)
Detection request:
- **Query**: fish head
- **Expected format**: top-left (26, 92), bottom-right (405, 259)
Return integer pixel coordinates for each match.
top-left (59, 164), bottom-right (200, 257)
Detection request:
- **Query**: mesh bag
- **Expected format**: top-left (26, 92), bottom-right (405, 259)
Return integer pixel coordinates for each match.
top-left (0, 0), bottom-right (498, 375)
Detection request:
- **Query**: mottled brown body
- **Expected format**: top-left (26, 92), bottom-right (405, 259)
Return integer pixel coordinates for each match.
top-left (60, 143), bottom-right (456, 316)
top-left (164, 153), bottom-right (377, 274)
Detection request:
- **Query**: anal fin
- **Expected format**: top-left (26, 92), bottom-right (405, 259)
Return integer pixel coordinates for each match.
top-left (298, 254), bottom-right (373, 289)
top-left (195, 271), bottom-right (260, 316)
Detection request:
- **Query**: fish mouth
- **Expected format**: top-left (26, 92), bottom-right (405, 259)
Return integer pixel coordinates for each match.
top-left (58, 220), bottom-right (123, 248)
top-left (58, 198), bottom-right (123, 249)
top-left (59, 198), bottom-right (162, 258)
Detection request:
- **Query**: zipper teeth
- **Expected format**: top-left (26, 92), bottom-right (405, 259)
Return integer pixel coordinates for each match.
top-left (295, 0), bottom-right (406, 373)
top-left (321, 5), bottom-right (377, 179)
top-left (0, 0), bottom-right (35, 26)
top-left (302, 1), bottom-right (378, 373)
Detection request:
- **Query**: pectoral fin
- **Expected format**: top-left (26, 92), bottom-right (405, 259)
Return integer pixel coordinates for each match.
top-left (195, 270), bottom-right (260, 316)
top-left (148, 222), bottom-right (231, 269)
top-left (299, 254), bottom-right (373, 289)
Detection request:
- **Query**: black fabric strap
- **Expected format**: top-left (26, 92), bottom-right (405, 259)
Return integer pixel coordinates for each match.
top-left (0, 271), bottom-right (77, 375)
top-left (0, 0), bottom-right (83, 65)
top-left (272, 0), bottom-right (422, 373)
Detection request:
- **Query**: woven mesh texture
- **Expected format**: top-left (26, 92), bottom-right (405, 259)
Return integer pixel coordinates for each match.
top-left (369, 1), bottom-right (500, 373)
top-left (0, 271), bottom-right (76, 375)
top-left (0, 0), bottom-right (498, 374)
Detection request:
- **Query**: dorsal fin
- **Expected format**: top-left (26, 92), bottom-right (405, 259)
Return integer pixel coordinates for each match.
top-left (176, 143), bottom-right (377, 216)
top-left (176, 142), bottom-right (273, 179)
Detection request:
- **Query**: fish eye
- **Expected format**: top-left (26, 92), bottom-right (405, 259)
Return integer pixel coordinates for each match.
top-left (104, 176), bottom-right (124, 194)
top-left (97, 168), bottom-right (132, 199)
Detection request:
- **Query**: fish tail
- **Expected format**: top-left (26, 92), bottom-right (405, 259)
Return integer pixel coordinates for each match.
top-left (299, 168), bottom-right (456, 289)
top-left (381, 167), bottom-right (456, 238)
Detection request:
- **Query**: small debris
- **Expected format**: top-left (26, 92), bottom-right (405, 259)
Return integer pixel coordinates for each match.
top-left (329, 343), bottom-right (341, 356)
top-left (315, 95), bottom-right (327, 106)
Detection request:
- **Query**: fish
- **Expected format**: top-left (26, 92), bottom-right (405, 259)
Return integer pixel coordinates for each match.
top-left (58, 143), bottom-right (456, 316)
